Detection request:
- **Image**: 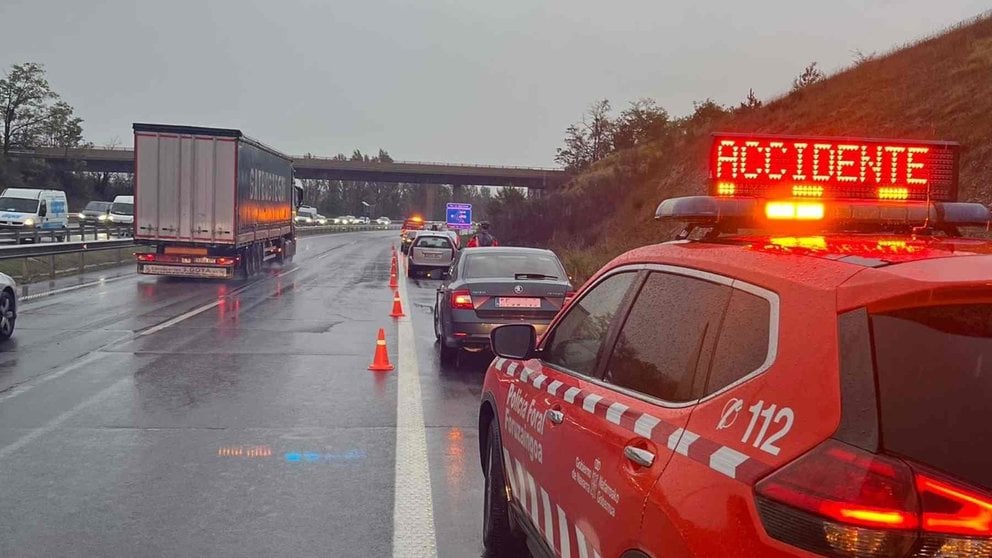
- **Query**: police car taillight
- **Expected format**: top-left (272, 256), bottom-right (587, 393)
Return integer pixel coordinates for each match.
top-left (755, 440), bottom-right (992, 557)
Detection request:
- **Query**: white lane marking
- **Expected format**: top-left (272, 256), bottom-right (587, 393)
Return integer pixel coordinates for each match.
top-left (138, 299), bottom-right (224, 336)
top-left (557, 505), bottom-right (571, 558)
top-left (605, 402), bottom-right (628, 425)
top-left (540, 487), bottom-right (554, 549)
top-left (20, 273), bottom-right (136, 302)
top-left (137, 278), bottom-right (257, 336)
top-left (634, 414), bottom-right (661, 439)
top-left (0, 376), bottom-right (129, 461)
top-left (0, 352), bottom-right (111, 403)
top-left (581, 393), bottom-right (602, 414)
top-left (710, 446), bottom-right (749, 479)
top-left (393, 264), bottom-right (438, 558)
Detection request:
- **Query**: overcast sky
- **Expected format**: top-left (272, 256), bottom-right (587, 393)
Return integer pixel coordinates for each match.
top-left (0, 0), bottom-right (987, 166)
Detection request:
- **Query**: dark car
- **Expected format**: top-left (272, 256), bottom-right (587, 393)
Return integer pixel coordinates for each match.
top-left (78, 200), bottom-right (112, 223)
top-left (401, 229), bottom-right (425, 254)
top-left (433, 247), bottom-right (573, 364)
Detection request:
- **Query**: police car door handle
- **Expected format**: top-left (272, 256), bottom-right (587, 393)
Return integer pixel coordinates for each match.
top-left (546, 409), bottom-right (565, 425)
top-left (624, 445), bottom-right (656, 467)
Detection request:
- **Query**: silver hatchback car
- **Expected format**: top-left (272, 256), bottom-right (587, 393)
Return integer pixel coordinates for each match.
top-left (406, 231), bottom-right (456, 278)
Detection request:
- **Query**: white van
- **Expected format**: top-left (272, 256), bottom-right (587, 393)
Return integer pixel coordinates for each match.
top-left (109, 195), bottom-right (134, 225)
top-left (0, 188), bottom-right (70, 239)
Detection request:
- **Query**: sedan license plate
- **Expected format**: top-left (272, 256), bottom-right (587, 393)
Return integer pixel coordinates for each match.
top-left (422, 252), bottom-right (443, 260)
top-left (496, 297), bottom-right (541, 309)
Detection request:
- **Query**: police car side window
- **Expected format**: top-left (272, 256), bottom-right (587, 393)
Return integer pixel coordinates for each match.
top-left (542, 272), bottom-right (637, 377)
top-left (603, 272), bottom-right (730, 403)
top-left (703, 288), bottom-right (771, 395)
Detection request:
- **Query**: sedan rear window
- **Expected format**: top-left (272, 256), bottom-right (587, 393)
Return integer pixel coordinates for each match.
top-left (463, 253), bottom-right (563, 279)
top-left (414, 236), bottom-right (451, 249)
top-left (871, 304), bottom-right (992, 490)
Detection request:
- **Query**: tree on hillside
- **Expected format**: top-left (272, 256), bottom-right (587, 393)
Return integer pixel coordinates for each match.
top-left (555, 99), bottom-right (614, 171)
top-left (0, 62), bottom-right (84, 157)
top-left (792, 61), bottom-right (824, 91)
top-left (739, 88), bottom-right (762, 110)
top-left (42, 101), bottom-right (83, 151)
top-left (612, 98), bottom-right (670, 150)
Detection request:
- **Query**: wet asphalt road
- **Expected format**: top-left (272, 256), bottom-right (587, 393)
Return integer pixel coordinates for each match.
top-left (0, 230), bottom-right (493, 558)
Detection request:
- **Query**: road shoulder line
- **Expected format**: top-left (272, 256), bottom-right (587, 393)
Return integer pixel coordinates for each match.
top-left (392, 255), bottom-right (439, 558)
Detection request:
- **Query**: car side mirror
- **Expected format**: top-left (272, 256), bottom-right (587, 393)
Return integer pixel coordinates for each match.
top-left (38, 203), bottom-right (47, 217)
top-left (491, 324), bottom-right (537, 360)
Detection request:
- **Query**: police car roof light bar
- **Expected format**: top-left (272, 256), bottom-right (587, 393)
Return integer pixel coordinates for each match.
top-left (655, 196), bottom-right (991, 232)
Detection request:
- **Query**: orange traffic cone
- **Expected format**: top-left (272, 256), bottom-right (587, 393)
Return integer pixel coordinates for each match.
top-left (368, 328), bottom-right (394, 372)
top-left (390, 290), bottom-right (406, 318)
top-left (388, 264), bottom-right (399, 289)
top-left (390, 256), bottom-right (397, 273)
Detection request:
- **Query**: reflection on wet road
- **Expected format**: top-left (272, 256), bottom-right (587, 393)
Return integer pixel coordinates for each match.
top-left (0, 230), bottom-right (492, 558)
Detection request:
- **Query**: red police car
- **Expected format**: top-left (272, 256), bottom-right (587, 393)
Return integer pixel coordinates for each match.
top-left (478, 133), bottom-right (992, 558)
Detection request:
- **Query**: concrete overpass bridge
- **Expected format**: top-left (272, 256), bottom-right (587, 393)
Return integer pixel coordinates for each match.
top-left (11, 146), bottom-right (567, 189)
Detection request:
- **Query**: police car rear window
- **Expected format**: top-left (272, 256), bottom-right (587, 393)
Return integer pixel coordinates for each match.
top-left (871, 304), bottom-right (992, 490)
top-left (704, 289), bottom-right (771, 395)
top-left (604, 272), bottom-right (729, 403)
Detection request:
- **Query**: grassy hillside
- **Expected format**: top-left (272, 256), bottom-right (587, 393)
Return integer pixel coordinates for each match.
top-left (548, 12), bottom-right (992, 282)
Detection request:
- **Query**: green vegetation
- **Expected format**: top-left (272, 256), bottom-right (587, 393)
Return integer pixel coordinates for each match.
top-left (489, 12), bottom-right (992, 284)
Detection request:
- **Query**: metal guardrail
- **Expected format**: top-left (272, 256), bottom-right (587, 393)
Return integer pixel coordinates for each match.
top-left (0, 238), bottom-right (137, 283)
top-left (0, 223), bottom-right (133, 246)
top-left (296, 224), bottom-right (400, 235)
top-left (0, 223), bottom-right (398, 283)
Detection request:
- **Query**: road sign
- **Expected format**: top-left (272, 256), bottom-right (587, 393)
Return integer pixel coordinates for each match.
top-left (446, 203), bottom-right (472, 229)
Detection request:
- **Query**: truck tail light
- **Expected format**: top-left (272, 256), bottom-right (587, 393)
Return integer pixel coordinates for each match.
top-left (755, 440), bottom-right (992, 557)
top-left (451, 290), bottom-right (473, 310)
top-left (216, 257), bottom-right (237, 266)
top-left (136, 253), bottom-right (155, 262)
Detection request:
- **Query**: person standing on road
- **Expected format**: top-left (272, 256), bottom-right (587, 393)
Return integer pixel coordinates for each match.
top-left (467, 222), bottom-right (499, 247)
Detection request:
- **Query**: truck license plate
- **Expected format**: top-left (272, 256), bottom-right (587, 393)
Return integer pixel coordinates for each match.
top-left (496, 297), bottom-right (541, 308)
top-left (141, 264), bottom-right (230, 278)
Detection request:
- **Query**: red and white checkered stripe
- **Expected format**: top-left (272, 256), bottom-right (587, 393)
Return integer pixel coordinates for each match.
top-left (502, 447), bottom-right (603, 558)
top-left (492, 357), bottom-right (770, 484)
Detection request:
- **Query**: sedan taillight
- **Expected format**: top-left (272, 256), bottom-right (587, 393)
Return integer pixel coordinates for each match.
top-left (451, 289), bottom-right (473, 310)
top-left (755, 439), bottom-right (992, 557)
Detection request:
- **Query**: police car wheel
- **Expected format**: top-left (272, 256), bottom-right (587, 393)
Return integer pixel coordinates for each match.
top-left (483, 419), bottom-right (519, 554)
